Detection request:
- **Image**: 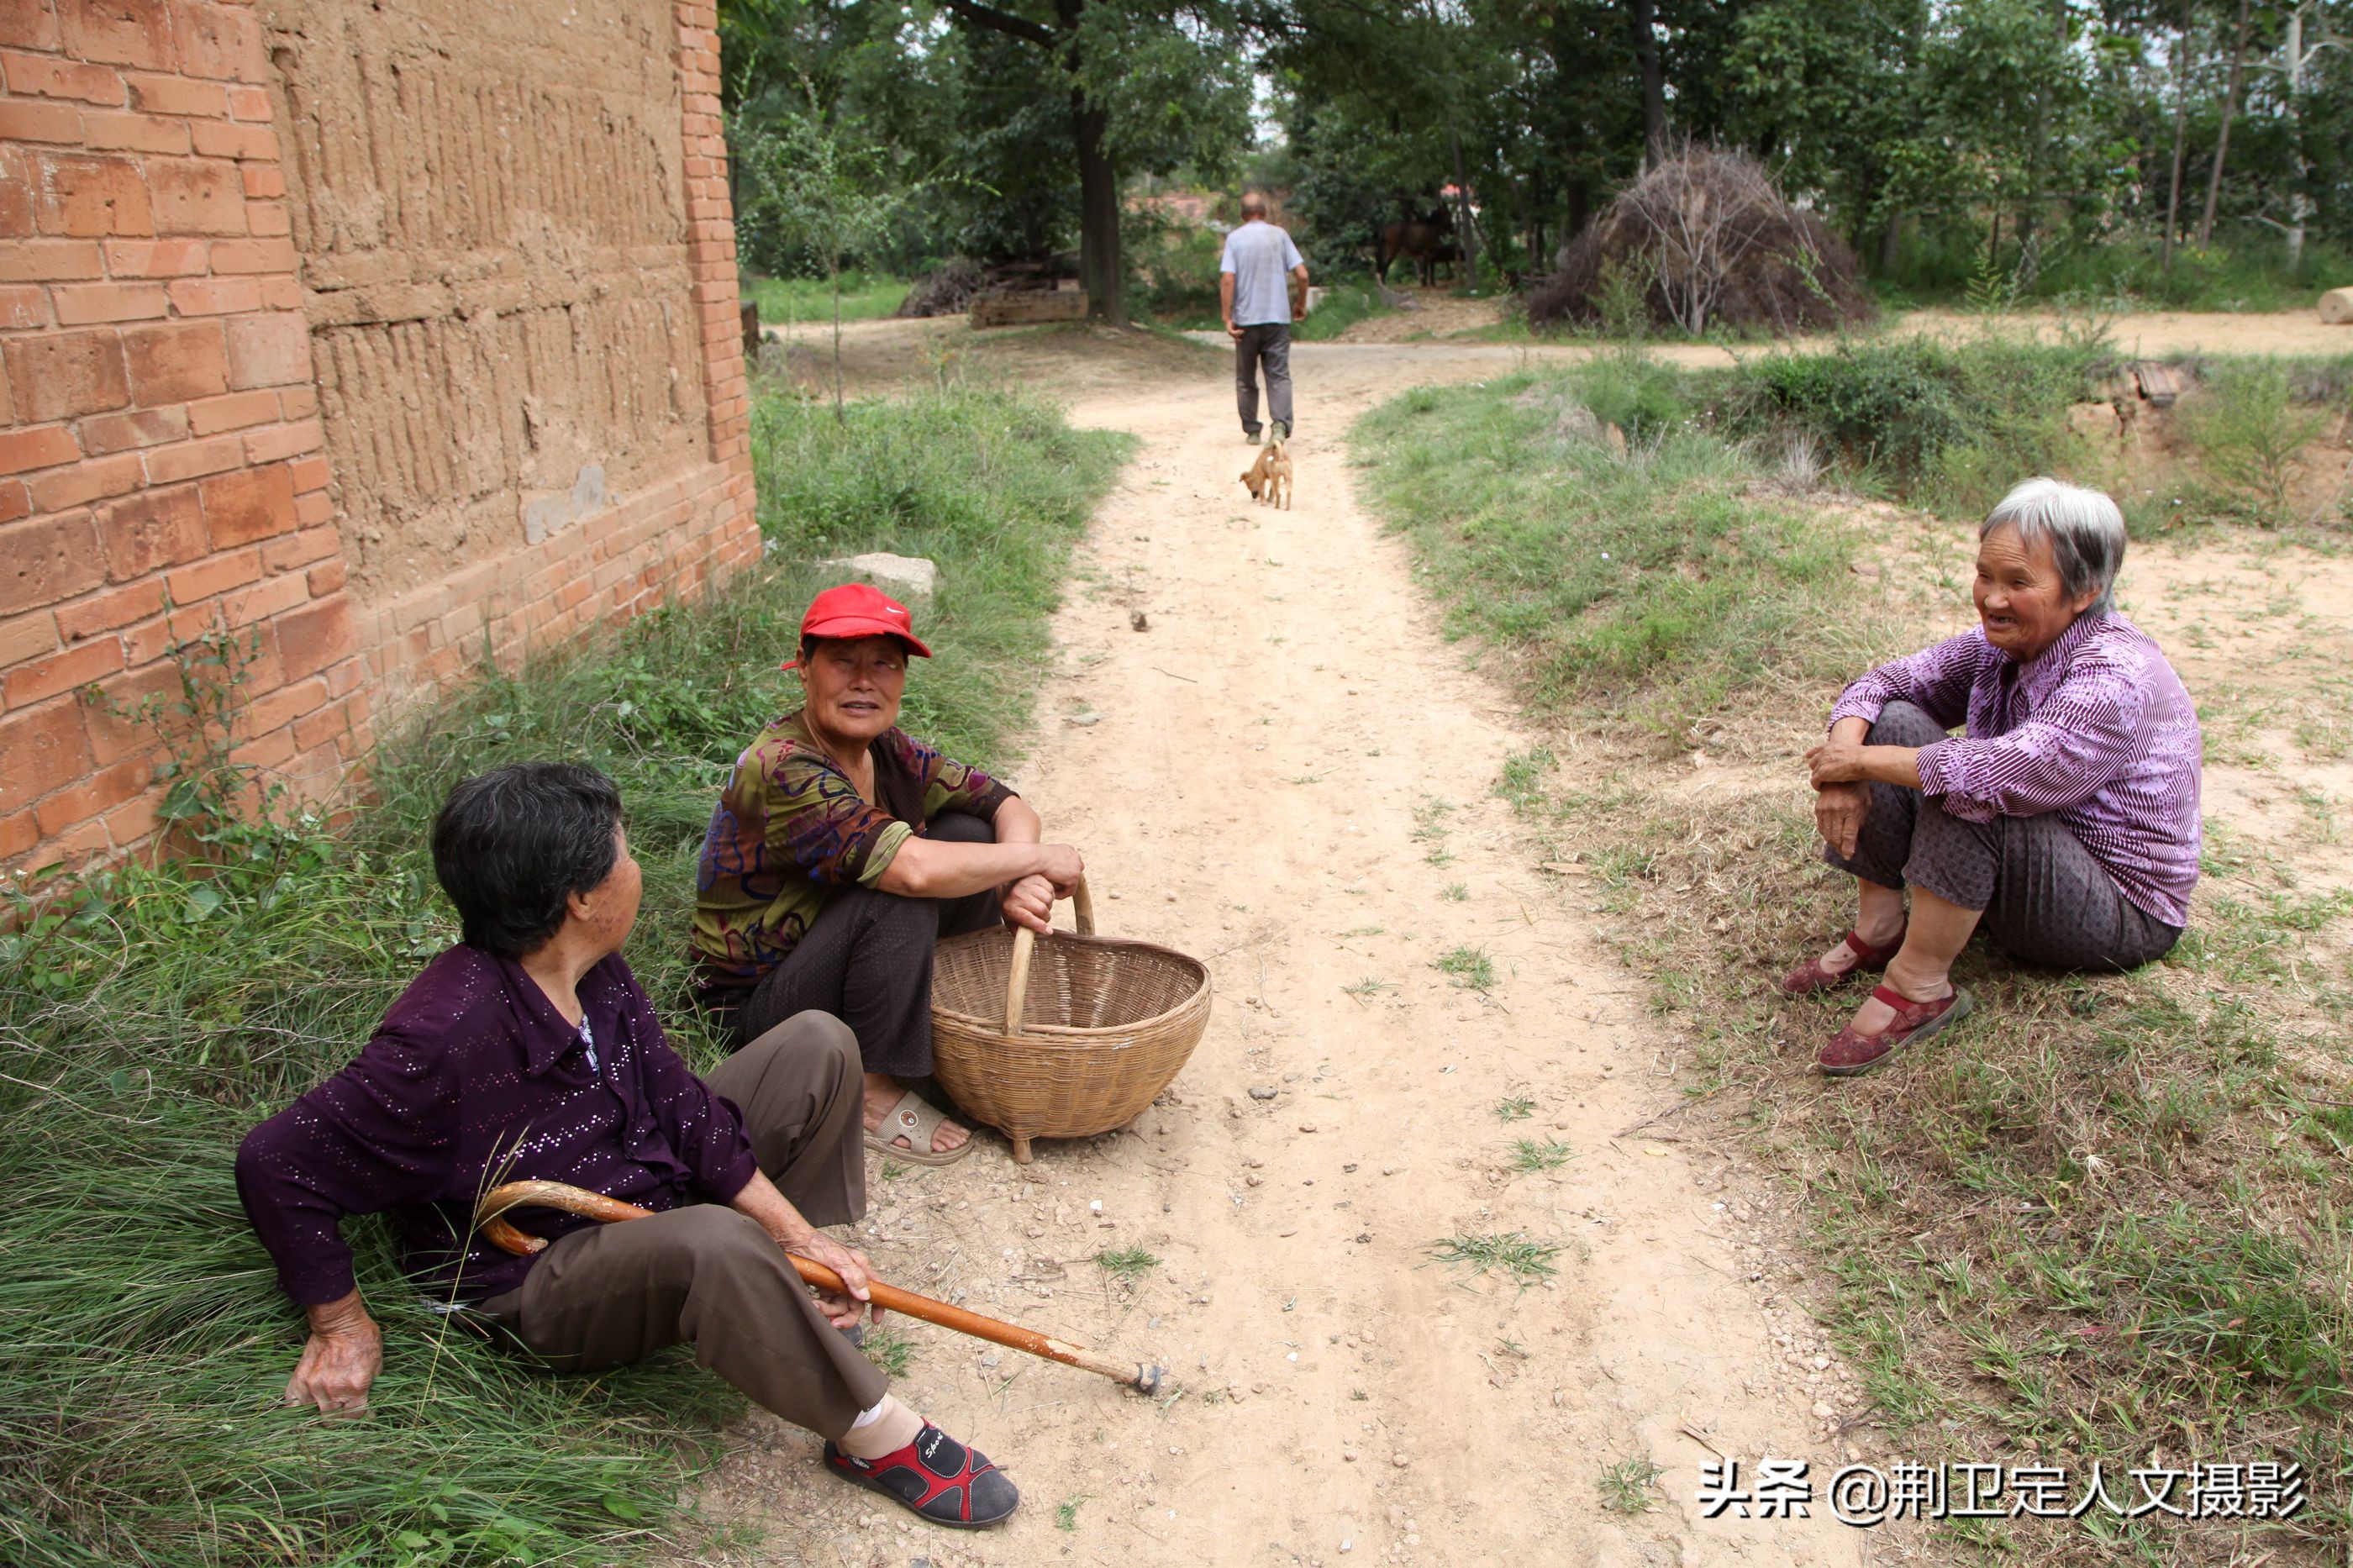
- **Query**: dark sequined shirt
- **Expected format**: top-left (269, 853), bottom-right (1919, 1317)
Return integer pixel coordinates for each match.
top-left (235, 944), bottom-right (757, 1306)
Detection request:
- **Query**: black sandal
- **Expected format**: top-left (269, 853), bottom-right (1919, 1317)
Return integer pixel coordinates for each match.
top-left (824, 1423), bottom-right (1019, 1529)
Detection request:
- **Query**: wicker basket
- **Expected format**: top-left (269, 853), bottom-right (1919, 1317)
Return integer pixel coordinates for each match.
top-left (931, 879), bottom-right (1211, 1163)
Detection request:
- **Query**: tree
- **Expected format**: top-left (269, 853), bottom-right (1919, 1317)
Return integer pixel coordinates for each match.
top-left (932, 0), bottom-right (1248, 324)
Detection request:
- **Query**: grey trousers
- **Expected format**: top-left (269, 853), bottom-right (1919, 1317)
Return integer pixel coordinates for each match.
top-left (1234, 322), bottom-right (1293, 435)
top-left (1824, 700), bottom-right (2182, 971)
top-left (728, 811), bottom-right (1002, 1076)
top-left (478, 1011), bottom-right (887, 1440)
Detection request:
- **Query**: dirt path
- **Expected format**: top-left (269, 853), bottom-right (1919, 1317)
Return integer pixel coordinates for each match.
top-left (693, 342), bottom-right (1870, 1566)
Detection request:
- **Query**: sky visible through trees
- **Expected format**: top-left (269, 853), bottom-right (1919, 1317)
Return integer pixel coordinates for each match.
top-left (720, 0), bottom-right (2353, 314)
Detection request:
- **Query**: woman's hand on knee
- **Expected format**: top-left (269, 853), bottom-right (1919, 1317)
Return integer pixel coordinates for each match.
top-left (1815, 782), bottom-right (1870, 859)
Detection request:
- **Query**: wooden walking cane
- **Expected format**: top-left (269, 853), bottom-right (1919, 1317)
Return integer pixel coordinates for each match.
top-left (473, 1180), bottom-right (1164, 1395)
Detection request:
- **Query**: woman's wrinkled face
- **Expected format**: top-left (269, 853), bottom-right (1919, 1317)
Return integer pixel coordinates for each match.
top-left (1973, 524), bottom-right (2098, 663)
top-left (576, 824), bottom-right (641, 955)
top-left (799, 635), bottom-right (908, 745)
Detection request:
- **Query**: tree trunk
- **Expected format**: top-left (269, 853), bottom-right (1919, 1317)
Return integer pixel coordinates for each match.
top-left (2198, 0), bottom-right (2254, 248)
top-left (1447, 118), bottom-right (1478, 291)
top-left (1879, 209), bottom-right (1903, 276)
top-left (2280, 4), bottom-right (2311, 270)
top-left (2161, 0), bottom-right (2192, 271)
top-left (1626, 0), bottom-right (1667, 167)
top-left (1565, 179), bottom-right (1591, 250)
top-left (1071, 87), bottom-right (1125, 325)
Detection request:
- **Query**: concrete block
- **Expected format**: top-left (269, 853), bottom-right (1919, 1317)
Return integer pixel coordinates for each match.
top-left (812, 550), bottom-right (938, 608)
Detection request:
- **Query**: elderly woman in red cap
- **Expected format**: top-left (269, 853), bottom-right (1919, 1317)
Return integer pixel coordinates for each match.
top-left (692, 583), bottom-right (1084, 1162)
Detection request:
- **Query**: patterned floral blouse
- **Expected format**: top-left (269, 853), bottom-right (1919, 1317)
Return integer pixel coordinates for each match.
top-left (691, 709), bottom-right (1013, 992)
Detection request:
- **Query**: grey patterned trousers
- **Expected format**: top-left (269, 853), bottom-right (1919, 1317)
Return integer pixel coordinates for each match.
top-left (1824, 701), bottom-right (2182, 972)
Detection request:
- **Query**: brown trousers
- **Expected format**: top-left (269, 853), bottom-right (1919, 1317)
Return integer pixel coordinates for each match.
top-left (478, 1010), bottom-right (887, 1439)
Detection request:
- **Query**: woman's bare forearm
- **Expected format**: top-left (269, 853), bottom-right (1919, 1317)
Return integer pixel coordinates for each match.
top-left (874, 834), bottom-right (1076, 900)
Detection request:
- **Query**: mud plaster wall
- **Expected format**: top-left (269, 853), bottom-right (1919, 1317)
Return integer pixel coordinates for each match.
top-left (0, 0), bottom-right (755, 872)
top-left (261, 0), bottom-right (708, 605)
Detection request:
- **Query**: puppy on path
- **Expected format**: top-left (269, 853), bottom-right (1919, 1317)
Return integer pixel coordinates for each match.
top-left (1240, 435), bottom-right (1292, 510)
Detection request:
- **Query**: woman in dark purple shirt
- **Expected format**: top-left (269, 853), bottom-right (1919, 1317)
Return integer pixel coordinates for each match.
top-left (236, 763), bottom-right (1020, 1528)
top-left (1787, 478), bottom-right (2202, 1076)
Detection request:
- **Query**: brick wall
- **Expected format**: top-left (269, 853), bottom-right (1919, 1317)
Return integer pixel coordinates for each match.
top-left (0, 0), bottom-right (759, 871)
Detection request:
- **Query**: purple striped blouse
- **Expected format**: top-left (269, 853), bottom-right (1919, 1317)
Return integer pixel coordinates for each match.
top-left (1828, 610), bottom-right (2203, 927)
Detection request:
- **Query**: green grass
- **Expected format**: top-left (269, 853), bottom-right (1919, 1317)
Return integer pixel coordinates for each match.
top-left (1511, 1138), bottom-right (1573, 1171)
top-left (1494, 1095), bottom-right (1535, 1122)
top-left (1055, 1493), bottom-right (1090, 1531)
top-left (1597, 1454), bottom-right (1665, 1514)
top-left (1094, 1247), bottom-right (1160, 1284)
top-left (1355, 350), bottom-right (2353, 1558)
top-left (1428, 1230), bottom-right (1561, 1288)
top-left (861, 1324), bottom-right (916, 1379)
top-left (0, 378), bottom-right (1128, 1564)
top-left (1434, 945), bottom-right (1496, 990)
top-left (742, 269), bottom-right (908, 325)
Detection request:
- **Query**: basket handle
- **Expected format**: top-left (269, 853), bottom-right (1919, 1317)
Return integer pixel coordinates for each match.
top-left (1003, 876), bottom-right (1096, 1037)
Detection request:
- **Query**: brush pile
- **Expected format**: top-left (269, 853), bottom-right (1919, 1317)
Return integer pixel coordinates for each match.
top-left (896, 256), bottom-right (990, 318)
top-left (1529, 148), bottom-right (1873, 336)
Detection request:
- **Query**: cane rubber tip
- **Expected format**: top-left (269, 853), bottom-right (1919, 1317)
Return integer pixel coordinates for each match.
top-left (1134, 1365), bottom-right (1164, 1395)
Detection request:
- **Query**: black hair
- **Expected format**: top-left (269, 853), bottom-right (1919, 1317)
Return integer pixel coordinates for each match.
top-left (429, 762), bottom-right (622, 960)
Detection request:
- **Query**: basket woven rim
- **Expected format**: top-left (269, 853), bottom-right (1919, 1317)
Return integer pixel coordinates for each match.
top-left (931, 927), bottom-right (1211, 1038)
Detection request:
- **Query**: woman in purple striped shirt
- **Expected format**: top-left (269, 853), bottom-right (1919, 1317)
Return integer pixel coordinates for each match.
top-left (1787, 477), bottom-right (2203, 1076)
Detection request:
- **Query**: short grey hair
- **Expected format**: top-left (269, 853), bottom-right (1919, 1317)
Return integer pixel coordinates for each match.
top-left (1981, 477), bottom-right (2126, 613)
top-left (1240, 191), bottom-right (1269, 218)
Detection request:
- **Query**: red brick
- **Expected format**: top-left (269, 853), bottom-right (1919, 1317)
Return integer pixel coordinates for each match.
top-left (170, 0), bottom-right (259, 81)
top-left (113, 602), bottom-right (203, 668)
top-left (80, 405), bottom-right (187, 455)
top-left (183, 388), bottom-right (275, 435)
top-left (0, 481), bottom-right (25, 524)
top-left (290, 692), bottom-right (353, 751)
top-left (34, 754), bottom-right (149, 837)
top-left (237, 670), bottom-right (324, 734)
top-left (198, 461), bottom-right (294, 546)
top-left (218, 567), bottom-right (305, 629)
top-left (0, 0), bottom-right (60, 50)
top-left (0, 806), bottom-right (37, 860)
top-left (239, 161), bottom-right (282, 199)
top-left (270, 591), bottom-right (350, 679)
top-left (146, 157), bottom-right (243, 234)
top-left (243, 199), bottom-right (287, 236)
top-left (255, 273), bottom-right (297, 310)
top-left (0, 96), bottom-right (82, 142)
top-left (261, 521), bottom-right (334, 571)
top-left (161, 543), bottom-right (256, 603)
top-left (0, 424), bottom-right (80, 476)
top-left (2, 145), bottom-right (38, 238)
top-left (225, 82), bottom-right (266, 120)
top-left (100, 785), bottom-right (162, 846)
top-left (82, 107), bottom-right (190, 155)
top-left (228, 723), bottom-right (293, 771)
top-left (276, 384), bottom-right (315, 420)
top-left (123, 68), bottom-right (221, 117)
top-left (304, 558), bottom-right (344, 597)
top-left (292, 487), bottom-right (332, 526)
top-left (35, 152), bottom-right (152, 237)
top-left (4, 635), bottom-right (123, 708)
top-left (94, 481), bottom-right (202, 577)
top-left (29, 451), bottom-right (142, 513)
top-left (1, 512), bottom-right (103, 615)
top-left (189, 117), bottom-right (271, 160)
top-left (206, 235), bottom-right (293, 274)
top-left (0, 697), bottom-right (93, 812)
top-left (241, 417), bottom-right (318, 464)
top-left (3, 48), bottom-right (124, 103)
top-left (52, 280), bottom-right (167, 324)
top-left (59, 0), bottom-right (175, 69)
top-left (101, 237), bottom-right (207, 276)
top-left (5, 329), bottom-right (129, 422)
top-left (287, 454), bottom-right (329, 492)
top-left (0, 608), bottom-right (56, 670)
top-left (122, 318), bottom-right (225, 403)
top-left (222, 310), bottom-right (304, 388)
top-left (54, 576), bottom-right (163, 640)
top-left (0, 285), bottom-right (49, 329)
top-left (140, 432), bottom-right (241, 482)
top-left (0, 239), bottom-right (100, 284)
top-left (163, 275), bottom-right (258, 315)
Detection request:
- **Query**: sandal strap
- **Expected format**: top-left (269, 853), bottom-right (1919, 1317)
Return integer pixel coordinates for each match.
top-left (1845, 925), bottom-right (1905, 963)
top-left (1868, 983), bottom-right (1910, 1011)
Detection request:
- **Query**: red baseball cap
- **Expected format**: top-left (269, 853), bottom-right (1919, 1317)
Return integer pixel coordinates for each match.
top-left (781, 581), bottom-right (934, 669)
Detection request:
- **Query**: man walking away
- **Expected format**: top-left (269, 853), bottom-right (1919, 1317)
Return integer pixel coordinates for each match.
top-left (1220, 192), bottom-right (1308, 444)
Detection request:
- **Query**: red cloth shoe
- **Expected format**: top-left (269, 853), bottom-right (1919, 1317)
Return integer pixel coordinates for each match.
top-left (1816, 983), bottom-right (1972, 1076)
top-left (1781, 924), bottom-right (1907, 997)
top-left (824, 1422), bottom-right (1019, 1529)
